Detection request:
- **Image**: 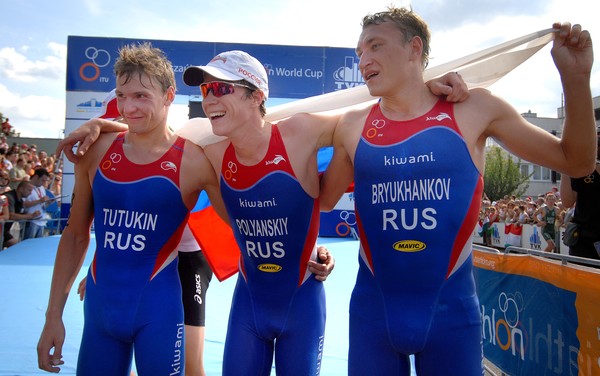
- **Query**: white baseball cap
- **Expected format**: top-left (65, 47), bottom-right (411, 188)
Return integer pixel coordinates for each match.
top-left (183, 50), bottom-right (269, 100)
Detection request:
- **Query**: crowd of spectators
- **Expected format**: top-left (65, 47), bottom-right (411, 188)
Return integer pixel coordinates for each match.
top-left (0, 137), bottom-right (62, 249)
top-left (478, 188), bottom-right (573, 253)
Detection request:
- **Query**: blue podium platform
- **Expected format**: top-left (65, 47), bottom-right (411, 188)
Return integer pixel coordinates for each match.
top-left (0, 235), bottom-right (364, 375)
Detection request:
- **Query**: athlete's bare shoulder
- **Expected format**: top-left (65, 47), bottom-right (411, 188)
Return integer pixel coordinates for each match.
top-left (455, 87), bottom-right (505, 116)
top-left (202, 138), bottom-right (228, 172)
top-left (179, 139), bottom-right (219, 208)
top-left (337, 104), bottom-right (371, 137)
top-left (79, 132), bottom-right (119, 170)
top-left (181, 139), bottom-right (212, 178)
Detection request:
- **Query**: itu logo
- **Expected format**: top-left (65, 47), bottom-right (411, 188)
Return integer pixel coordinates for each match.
top-left (223, 160), bottom-right (238, 181)
top-left (336, 210), bottom-right (358, 239)
top-left (481, 291), bottom-right (526, 360)
top-left (101, 152), bottom-right (122, 171)
top-left (80, 47), bottom-right (112, 83)
top-left (333, 56), bottom-right (364, 90)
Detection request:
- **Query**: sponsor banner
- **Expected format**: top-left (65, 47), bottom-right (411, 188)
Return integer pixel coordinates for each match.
top-left (319, 193), bottom-right (357, 239)
top-left (474, 250), bottom-right (600, 375)
top-left (67, 36), bottom-right (361, 98)
top-left (66, 91), bottom-right (111, 120)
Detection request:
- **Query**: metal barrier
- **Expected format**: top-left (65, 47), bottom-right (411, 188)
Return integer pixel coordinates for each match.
top-left (0, 218), bottom-right (68, 251)
top-left (473, 243), bottom-right (600, 268)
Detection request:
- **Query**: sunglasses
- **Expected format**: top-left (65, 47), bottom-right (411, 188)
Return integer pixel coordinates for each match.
top-left (199, 81), bottom-right (252, 98)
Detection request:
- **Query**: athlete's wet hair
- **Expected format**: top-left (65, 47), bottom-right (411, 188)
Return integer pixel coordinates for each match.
top-left (114, 42), bottom-right (175, 94)
top-left (362, 6), bottom-right (431, 69)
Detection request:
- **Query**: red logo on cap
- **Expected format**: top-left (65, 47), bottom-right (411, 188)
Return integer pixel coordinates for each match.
top-left (211, 56), bottom-right (227, 64)
top-left (238, 68), bottom-right (261, 86)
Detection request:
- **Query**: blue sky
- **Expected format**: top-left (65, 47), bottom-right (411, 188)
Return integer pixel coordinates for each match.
top-left (0, 0), bottom-right (598, 138)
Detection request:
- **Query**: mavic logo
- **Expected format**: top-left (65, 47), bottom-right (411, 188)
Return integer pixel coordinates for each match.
top-left (426, 113), bottom-right (452, 122)
top-left (258, 264), bottom-right (282, 272)
top-left (392, 240), bottom-right (426, 252)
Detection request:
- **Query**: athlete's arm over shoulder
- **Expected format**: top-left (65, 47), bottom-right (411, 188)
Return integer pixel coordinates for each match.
top-left (56, 118), bottom-right (129, 164)
top-left (284, 112), bottom-right (342, 149)
top-left (319, 109), bottom-right (366, 212)
top-left (426, 71), bottom-right (470, 103)
top-left (180, 140), bottom-right (229, 225)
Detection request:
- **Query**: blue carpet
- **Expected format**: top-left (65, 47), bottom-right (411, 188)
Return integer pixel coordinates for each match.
top-left (0, 235), bottom-right (360, 375)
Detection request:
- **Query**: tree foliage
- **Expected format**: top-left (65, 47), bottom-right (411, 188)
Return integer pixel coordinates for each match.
top-left (483, 145), bottom-right (530, 201)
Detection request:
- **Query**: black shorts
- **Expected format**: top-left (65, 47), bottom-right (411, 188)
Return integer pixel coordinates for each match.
top-left (178, 250), bottom-right (213, 326)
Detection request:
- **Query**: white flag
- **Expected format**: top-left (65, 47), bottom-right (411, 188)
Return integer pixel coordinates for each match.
top-left (177, 29), bottom-right (555, 145)
top-left (265, 28), bottom-right (555, 120)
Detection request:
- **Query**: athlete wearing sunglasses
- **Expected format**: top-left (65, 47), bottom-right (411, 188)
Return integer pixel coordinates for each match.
top-left (200, 81), bottom-right (253, 99)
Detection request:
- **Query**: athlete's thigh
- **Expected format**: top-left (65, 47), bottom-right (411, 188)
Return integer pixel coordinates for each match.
top-left (348, 290), bottom-right (411, 376)
top-left (222, 312), bottom-right (273, 376)
top-left (274, 281), bottom-right (326, 375)
top-left (274, 326), bottom-right (325, 376)
top-left (223, 283), bottom-right (273, 376)
top-left (77, 322), bottom-right (133, 376)
top-left (415, 324), bottom-right (482, 376)
top-left (133, 316), bottom-right (186, 376)
top-left (133, 271), bottom-right (185, 375)
top-left (415, 298), bottom-right (483, 376)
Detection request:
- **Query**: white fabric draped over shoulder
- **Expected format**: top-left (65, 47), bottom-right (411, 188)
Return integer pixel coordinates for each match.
top-left (176, 28), bottom-right (555, 147)
top-left (175, 117), bottom-right (225, 148)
